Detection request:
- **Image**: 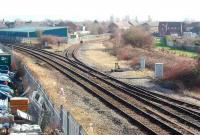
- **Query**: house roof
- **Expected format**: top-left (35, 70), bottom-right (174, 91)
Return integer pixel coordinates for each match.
top-left (159, 22), bottom-right (183, 27)
top-left (111, 21), bottom-right (133, 29)
top-left (146, 22), bottom-right (159, 27)
top-left (184, 22), bottom-right (200, 27)
top-left (128, 21), bottom-right (139, 26)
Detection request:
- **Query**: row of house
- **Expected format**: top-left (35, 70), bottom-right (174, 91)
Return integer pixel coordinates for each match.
top-left (158, 22), bottom-right (200, 37)
top-left (107, 20), bottom-right (200, 38)
top-left (140, 21), bottom-right (200, 37)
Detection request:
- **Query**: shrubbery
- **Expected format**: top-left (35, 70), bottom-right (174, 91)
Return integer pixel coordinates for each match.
top-left (36, 29), bottom-right (64, 45)
top-left (109, 26), bottom-right (200, 89)
top-left (193, 40), bottom-right (200, 46)
top-left (165, 35), bottom-right (173, 41)
top-left (122, 27), bottom-right (154, 48)
top-left (116, 45), bottom-right (134, 60)
top-left (197, 56), bottom-right (200, 74)
top-left (40, 35), bottom-right (63, 44)
top-left (164, 63), bottom-right (191, 80)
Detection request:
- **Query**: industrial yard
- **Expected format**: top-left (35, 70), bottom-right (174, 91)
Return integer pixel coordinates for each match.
top-left (0, 46), bottom-right (42, 134)
top-left (0, 26), bottom-right (70, 134)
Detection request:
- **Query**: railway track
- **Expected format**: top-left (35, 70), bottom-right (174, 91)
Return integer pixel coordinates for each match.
top-left (70, 46), bottom-right (200, 110)
top-left (66, 45), bottom-right (200, 134)
top-left (8, 44), bottom-right (200, 135)
top-left (68, 46), bottom-right (200, 113)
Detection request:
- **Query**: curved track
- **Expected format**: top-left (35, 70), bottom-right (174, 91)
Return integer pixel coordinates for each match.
top-left (8, 44), bottom-right (200, 135)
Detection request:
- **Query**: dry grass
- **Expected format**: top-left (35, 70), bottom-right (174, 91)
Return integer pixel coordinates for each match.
top-left (22, 39), bottom-right (40, 45)
top-left (40, 35), bottom-right (64, 44)
top-left (44, 43), bottom-right (69, 53)
top-left (80, 43), bottom-right (155, 79)
top-left (81, 43), bottom-right (130, 71)
top-left (111, 70), bottom-right (154, 79)
top-left (13, 51), bottom-right (109, 135)
top-left (14, 51), bottom-right (65, 106)
top-left (183, 90), bottom-right (200, 101)
top-left (105, 42), bottom-right (196, 80)
top-left (125, 70), bottom-right (153, 78)
top-left (103, 40), bottom-right (200, 97)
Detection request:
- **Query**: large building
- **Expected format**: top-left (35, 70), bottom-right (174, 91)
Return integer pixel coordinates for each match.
top-left (158, 22), bottom-right (200, 37)
top-left (0, 26), bottom-right (68, 42)
top-left (158, 22), bottom-right (183, 36)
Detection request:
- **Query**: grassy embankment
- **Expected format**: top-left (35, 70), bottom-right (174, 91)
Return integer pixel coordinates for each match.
top-left (155, 38), bottom-right (199, 58)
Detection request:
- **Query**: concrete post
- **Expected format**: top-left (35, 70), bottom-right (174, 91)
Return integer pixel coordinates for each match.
top-left (140, 57), bottom-right (145, 70)
top-left (79, 125), bottom-right (82, 135)
top-left (155, 63), bottom-right (164, 79)
top-left (44, 42), bottom-right (48, 47)
top-left (60, 105), bottom-right (63, 131)
top-left (88, 123), bottom-right (94, 134)
top-left (67, 112), bottom-right (69, 135)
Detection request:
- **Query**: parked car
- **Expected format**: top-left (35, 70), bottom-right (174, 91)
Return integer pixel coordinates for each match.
top-left (0, 85), bottom-right (14, 95)
top-left (0, 66), bottom-right (9, 74)
top-left (0, 91), bottom-right (12, 100)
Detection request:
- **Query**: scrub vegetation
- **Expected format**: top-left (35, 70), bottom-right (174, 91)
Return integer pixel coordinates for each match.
top-left (106, 26), bottom-right (200, 91)
top-left (155, 38), bottom-right (199, 58)
top-left (122, 27), bottom-right (154, 48)
top-left (36, 29), bottom-right (64, 46)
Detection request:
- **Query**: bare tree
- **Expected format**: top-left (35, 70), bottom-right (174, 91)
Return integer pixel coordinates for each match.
top-left (36, 29), bottom-right (43, 40)
top-left (86, 20), bottom-right (107, 35)
top-left (122, 27), bottom-right (154, 48)
top-left (197, 56), bottom-right (200, 75)
top-left (40, 35), bottom-right (63, 45)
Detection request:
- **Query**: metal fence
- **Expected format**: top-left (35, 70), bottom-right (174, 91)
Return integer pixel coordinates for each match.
top-left (24, 65), bottom-right (87, 135)
top-left (165, 38), bottom-right (200, 53)
top-left (68, 33), bottom-right (110, 44)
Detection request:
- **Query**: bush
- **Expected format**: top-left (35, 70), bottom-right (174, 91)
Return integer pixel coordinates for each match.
top-left (197, 56), bottom-right (200, 74)
top-left (116, 45), bottom-right (134, 60)
top-left (163, 57), bottom-right (200, 88)
top-left (122, 27), bottom-right (154, 48)
top-left (36, 29), bottom-right (43, 39)
top-left (193, 40), bottom-right (200, 46)
top-left (165, 35), bottom-right (173, 41)
top-left (164, 63), bottom-right (191, 80)
top-left (40, 35), bottom-right (63, 44)
top-left (130, 57), bottom-right (139, 67)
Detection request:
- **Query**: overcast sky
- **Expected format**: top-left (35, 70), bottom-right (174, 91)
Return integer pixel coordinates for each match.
top-left (0, 0), bottom-right (199, 21)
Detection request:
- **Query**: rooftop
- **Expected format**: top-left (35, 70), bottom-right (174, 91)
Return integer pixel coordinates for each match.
top-left (111, 21), bottom-right (133, 30)
top-left (0, 26), bottom-right (67, 33)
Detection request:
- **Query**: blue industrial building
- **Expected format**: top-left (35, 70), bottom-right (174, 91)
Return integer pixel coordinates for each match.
top-left (0, 26), bottom-right (68, 42)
